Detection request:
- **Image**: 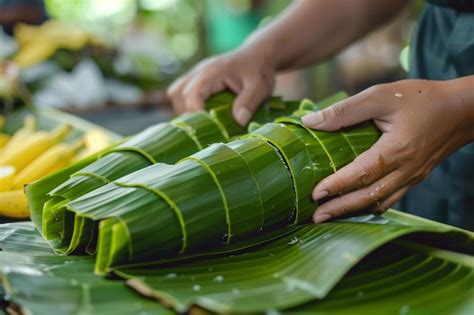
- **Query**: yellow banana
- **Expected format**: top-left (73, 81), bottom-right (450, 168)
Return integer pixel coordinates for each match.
top-left (13, 21), bottom-right (90, 68)
top-left (13, 42), bottom-right (57, 69)
top-left (14, 139), bottom-right (84, 189)
top-left (0, 124), bottom-right (72, 172)
top-left (0, 166), bottom-right (15, 191)
top-left (0, 115), bottom-right (36, 155)
top-left (0, 115), bottom-right (10, 149)
top-left (0, 133), bottom-right (10, 149)
top-left (0, 190), bottom-right (29, 219)
top-left (74, 129), bottom-right (112, 161)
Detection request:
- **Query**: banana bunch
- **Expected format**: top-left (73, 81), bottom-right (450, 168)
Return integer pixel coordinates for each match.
top-left (0, 115), bottom-right (84, 219)
top-left (13, 21), bottom-right (92, 68)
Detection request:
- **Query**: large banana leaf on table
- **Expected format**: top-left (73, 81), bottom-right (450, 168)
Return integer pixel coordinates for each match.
top-left (0, 213), bottom-right (472, 314)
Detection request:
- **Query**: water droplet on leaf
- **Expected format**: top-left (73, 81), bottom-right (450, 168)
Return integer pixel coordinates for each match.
top-left (288, 236), bottom-right (300, 245)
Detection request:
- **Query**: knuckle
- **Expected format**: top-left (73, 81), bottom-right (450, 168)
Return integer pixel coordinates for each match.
top-left (410, 168), bottom-right (429, 184)
top-left (168, 88), bottom-right (182, 101)
top-left (391, 139), bottom-right (416, 162)
top-left (167, 82), bottom-right (181, 97)
top-left (330, 102), bottom-right (346, 119)
top-left (365, 188), bottom-right (383, 205)
top-left (327, 177), bottom-right (345, 195)
top-left (182, 86), bottom-right (196, 98)
top-left (371, 201), bottom-right (389, 215)
top-left (368, 83), bottom-right (385, 94)
top-left (166, 88), bottom-right (175, 100)
top-left (357, 165), bottom-right (374, 187)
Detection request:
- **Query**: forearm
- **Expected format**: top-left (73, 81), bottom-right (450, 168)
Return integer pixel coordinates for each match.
top-left (242, 0), bottom-right (409, 71)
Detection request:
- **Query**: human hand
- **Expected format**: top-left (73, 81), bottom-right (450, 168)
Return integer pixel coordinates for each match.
top-left (302, 78), bottom-right (474, 223)
top-left (167, 47), bottom-right (275, 126)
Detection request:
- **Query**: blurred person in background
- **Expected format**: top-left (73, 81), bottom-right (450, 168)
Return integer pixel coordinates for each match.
top-left (0, 0), bottom-right (47, 35)
top-left (168, 0), bottom-right (474, 230)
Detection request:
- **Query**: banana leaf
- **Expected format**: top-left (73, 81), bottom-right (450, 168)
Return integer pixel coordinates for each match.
top-left (29, 93), bottom-right (298, 255)
top-left (113, 210), bottom-right (473, 313)
top-left (0, 222), bottom-right (172, 315)
top-left (15, 91), bottom-right (472, 314)
top-left (32, 93), bottom-right (382, 272)
top-left (1, 211), bottom-right (472, 314)
top-left (287, 240), bottom-right (474, 315)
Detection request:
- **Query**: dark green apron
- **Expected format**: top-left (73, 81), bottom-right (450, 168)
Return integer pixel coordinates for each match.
top-left (399, 2), bottom-right (474, 230)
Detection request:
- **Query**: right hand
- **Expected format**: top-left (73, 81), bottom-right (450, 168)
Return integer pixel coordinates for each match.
top-left (167, 47), bottom-right (275, 126)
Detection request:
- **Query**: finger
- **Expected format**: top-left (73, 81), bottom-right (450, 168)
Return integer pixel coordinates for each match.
top-left (370, 186), bottom-right (410, 215)
top-left (312, 170), bottom-right (405, 223)
top-left (312, 134), bottom-right (398, 200)
top-left (302, 86), bottom-right (388, 131)
top-left (232, 78), bottom-right (269, 126)
top-left (181, 72), bottom-right (219, 112)
top-left (167, 75), bottom-right (191, 114)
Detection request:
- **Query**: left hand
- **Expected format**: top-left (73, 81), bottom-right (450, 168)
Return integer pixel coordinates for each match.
top-left (301, 78), bottom-right (474, 223)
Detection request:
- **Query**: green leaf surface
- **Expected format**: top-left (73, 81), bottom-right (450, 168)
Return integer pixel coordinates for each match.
top-left (1, 212), bottom-right (472, 315)
top-left (188, 143), bottom-right (264, 242)
top-left (248, 123), bottom-right (317, 223)
top-left (226, 138), bottom-right (294, 228)
top-left (0, 223), bottom-right (172, 315)
top-left (114, 210), bottom-right (472, 313)
top-left (287, 242), bottom-right (474, 315)
top-left (172, 112), bottom-right (226, 148)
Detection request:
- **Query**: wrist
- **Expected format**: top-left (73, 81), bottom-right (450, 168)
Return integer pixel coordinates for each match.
top-left (240, 31), bottom-right (283, 72)
top-left (448, 76), bottom-right (474, 142)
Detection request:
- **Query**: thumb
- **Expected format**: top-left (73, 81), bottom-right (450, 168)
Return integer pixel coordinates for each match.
top-left (232, 80), bottom-right (269, 126)
top-left (302, 88), bottom-right (386, 131)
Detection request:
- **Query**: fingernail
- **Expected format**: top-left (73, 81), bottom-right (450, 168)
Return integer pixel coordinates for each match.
top-left (235, 107), bottom-right (252, 126)
top-left (312, 190), bottom-right (329, 200)
top-left (302, 112), bottom-right (324, 127)
top-left (313, 213), bottom-right (331, 224)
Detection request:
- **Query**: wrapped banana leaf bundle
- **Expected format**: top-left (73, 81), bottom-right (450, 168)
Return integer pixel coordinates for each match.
top-left (29, 91), bottom-right (381, 273)
top-left (29, 91), bottom-right (300, 255)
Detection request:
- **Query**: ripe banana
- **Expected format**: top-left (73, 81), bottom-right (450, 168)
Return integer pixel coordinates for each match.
top-left (0, 166), bottom-right (15, 191)
top-left (0, 133), bottom-right (10, 149)
top-left (74, 129), bottom-right (112, 161)
top-left (0, 190), bottom-right (29, 219)
top-left (0, 124), bottom-right (72, 172)
top-left (0, 115), bottom-right (9, 149)
top-left (14, 139), bottom-right (84, 188)
top-left (0, 115), bottom-right (36, 155)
